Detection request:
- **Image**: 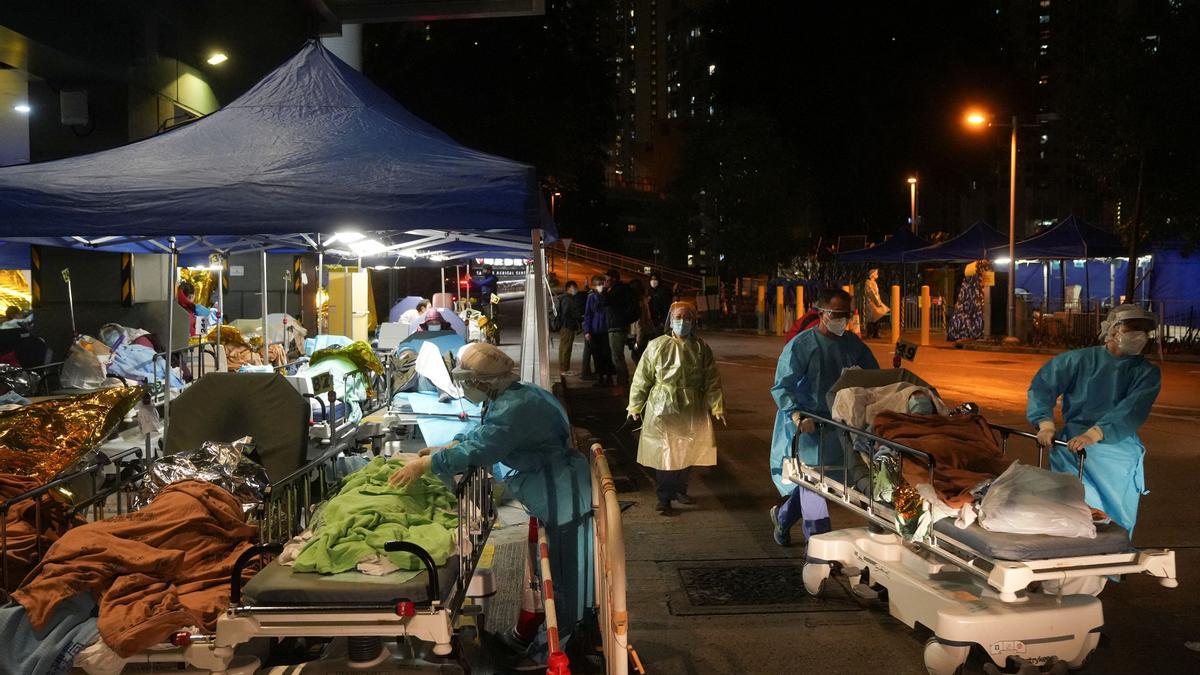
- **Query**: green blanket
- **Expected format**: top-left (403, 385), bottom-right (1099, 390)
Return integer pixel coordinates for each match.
top-left (293, 456), bottom-right (459, 576)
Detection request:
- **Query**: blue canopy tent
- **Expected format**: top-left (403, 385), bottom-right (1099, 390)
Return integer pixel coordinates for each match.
top-left (1148, 241), bottom-right (1200, 333)
top-left (0, 40), bottom-right (558, 417)
top-left (904, 222), bottom-right (1007, 262)
top-left (836, 227), bottom-right (930, 263)
top-left (0, 40), bottom-right (553, 247)
top-left (989, 216), bottom-right (1130, 311)
top-left (987, 215), bottom-right (1125, 260)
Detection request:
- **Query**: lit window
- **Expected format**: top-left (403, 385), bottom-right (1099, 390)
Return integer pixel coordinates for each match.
top-left (707, 64), bottom-right (716, 76)
top-left (1038, 75), bottom-right (1050, 85)
top-left (708, 105), bottom-right (715, 116)
top-left (1039, 44), bottom-right (1049, 55)
top-left (1039, 14), bottom-right (1050, 24)
top-left (627, 224), bottom-right (638, 233)
top-left (1040, 134), bottom-right (1049, 144)
top-left (1040, 0), bottom-right (1050, 6)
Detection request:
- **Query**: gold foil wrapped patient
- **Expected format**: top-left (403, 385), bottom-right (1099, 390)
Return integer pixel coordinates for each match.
top-left (0, 386), bottom-right (143, 481)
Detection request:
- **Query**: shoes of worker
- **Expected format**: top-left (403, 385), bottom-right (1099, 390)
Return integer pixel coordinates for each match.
top-left (770, 505), bottom-right (791, 547)
top-left (655, 499), bottom-right (671, 513)
top-left (673, 493), bottom-right (694, 506)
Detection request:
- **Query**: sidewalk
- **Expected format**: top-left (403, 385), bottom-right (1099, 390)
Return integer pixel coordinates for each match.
top-left (557, 369), bottom-right (929, 675)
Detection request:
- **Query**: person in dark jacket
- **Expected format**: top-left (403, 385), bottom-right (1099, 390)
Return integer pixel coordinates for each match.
top-left (601, 269), bottom-right (636, 386)
top-left (648, 273), bottom-right (674, 329)
top-left (556, 280), bottom-right (586, 375)
top-left (583, 275), bottom-right (613, 386)
top-left (473, 266), bottom-right (499, 317)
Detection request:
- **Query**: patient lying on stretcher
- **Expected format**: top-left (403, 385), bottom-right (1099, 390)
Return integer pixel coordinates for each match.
top-left (833, 382), bottom-right (1103, 541)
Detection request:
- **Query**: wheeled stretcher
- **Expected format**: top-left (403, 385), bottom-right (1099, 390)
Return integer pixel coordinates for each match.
top-left (784, 369), bottom-right (1177, 675)
top-left (102, 372), bottom-right (500, 673)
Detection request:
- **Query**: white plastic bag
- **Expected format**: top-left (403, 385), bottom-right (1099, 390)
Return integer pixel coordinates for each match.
top-left (978, 461), bottom-right (1096, 539)
top-left (60, 338), bottom-right (111, 390)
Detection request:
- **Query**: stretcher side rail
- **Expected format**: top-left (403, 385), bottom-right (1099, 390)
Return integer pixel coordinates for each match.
top-left (256, 443), bottom-right (357, 543)
top-left (790, 412), bottom-right (1177, 598)
top-left (1, 444), bottom-right (144, 589)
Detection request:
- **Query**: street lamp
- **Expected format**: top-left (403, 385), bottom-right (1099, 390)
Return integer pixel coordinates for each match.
top-left (964, 108), bottom-right (1019, 339)
top-left (906, 176), bottom-right (918, 234)
top-left (550, 191), bottom-right (562, 222)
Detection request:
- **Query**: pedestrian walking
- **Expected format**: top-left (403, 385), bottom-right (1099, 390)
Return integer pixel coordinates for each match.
top-left (627, 302), bottom-right (725, 514)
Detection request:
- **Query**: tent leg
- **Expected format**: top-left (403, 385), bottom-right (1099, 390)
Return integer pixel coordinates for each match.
top-left (164, 238), bottom-right (177, 436)
top-left (216, 259), bottom-right (224, 360)
top-left (261, 249), bottom-right (269, 363)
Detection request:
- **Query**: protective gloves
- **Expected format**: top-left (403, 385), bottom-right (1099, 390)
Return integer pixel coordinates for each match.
top-left (1036, 420), bottom-right (1057, 448)
top-left (1067, 426), bottom-right (1104, 452)
top-left (388, 455), bottom-right (432, 487)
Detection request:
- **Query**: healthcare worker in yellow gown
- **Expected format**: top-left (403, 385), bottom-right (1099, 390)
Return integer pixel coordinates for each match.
top-left (626, 302), bottom-right (725, 513)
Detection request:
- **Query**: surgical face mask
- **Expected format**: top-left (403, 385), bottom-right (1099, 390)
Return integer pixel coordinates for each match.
top-left (594, 285), bottom-right (603, 293)
top-left (427, 323), bottom-right (443, 332)
top-left (671, 319), bottom-right (692, 336)
top-left (823, 314), bottom-right (849, 336)
top-left (1116, 330), bottom-right (1148, 356)
top-left (461, 383), bottom-right (489, 404)
top-left (650, 279), bottom-right (659, 288)
top-left (907, 394), bottom-right (935, 415)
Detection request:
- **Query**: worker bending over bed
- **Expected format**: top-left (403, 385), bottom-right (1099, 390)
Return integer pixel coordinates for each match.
top-left (1027, 303), bottom-right (1161, 537)
top-left (769, 288), bottom-right (879, 546)
top-left (389, 342), bottom-right (593, 661)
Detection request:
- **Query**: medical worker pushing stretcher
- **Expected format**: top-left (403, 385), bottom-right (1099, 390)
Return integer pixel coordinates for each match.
top-left (769, 288), bottom-right (879, 546)
top-left (1027, 303), bottom-right (1162, 537)
top-left (389, 342), bottom-right (593, 661)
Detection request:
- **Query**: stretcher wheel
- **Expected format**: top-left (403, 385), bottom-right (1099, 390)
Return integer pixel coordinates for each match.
top-left (923, 637), bottom-right (968, 675)
top-left (801, 562), bottom-right (829, 597)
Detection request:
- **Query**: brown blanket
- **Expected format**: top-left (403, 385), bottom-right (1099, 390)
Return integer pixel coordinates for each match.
top-left (873, 412), bottom-right (1014, 507)
top-left (1, 473), bottom-right (82, 591)
top-left (12, 480), bottom-right (256, 657)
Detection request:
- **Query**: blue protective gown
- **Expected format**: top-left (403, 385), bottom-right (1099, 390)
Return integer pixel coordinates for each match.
top-left (430, 382), bottom-right (594, 645)
top-left (1026, 345), bottom-right (1161, 537)
top-left (769, 329), bottom-right (880, 495)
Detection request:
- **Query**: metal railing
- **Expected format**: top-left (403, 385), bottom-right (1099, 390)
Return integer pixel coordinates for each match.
top-left (590, 443), bottom-right (641, 675)
top-left (548, 240), bottom-right (702, 291)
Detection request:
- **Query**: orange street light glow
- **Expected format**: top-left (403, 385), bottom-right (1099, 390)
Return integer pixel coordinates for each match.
top-left (965, 111), bottom-right (989, 127)
top-left (907, 177), bottom-right (918, 185)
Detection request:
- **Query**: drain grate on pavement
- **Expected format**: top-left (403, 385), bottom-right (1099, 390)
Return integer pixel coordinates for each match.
top-left (661, 559), bottom-right (864, 616)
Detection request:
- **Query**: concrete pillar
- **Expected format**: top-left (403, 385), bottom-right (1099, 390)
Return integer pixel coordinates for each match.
top-left (920, 285), bottom-right (931, 346)
top-left (795, 286), bottom-right (804, 316)
top-left (890, 284), bottom-right (901, 343)
top-left (321, 24), bottom-right (363, 71)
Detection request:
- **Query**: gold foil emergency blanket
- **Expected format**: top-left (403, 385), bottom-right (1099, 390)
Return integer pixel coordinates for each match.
top-left (0, 386), bottom-right (144, 481)
top-left (205, 325), bottom-right (251, 350)
top-left (310, 341), bottom-right (384, 376)
top-left (179, 268), bottom-right (216, 307)
top-left (892, 479), bottom-right (927, 540)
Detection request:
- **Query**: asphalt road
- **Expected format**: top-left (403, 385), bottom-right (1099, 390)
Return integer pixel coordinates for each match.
top-left (563, 329), bottom-right (1200, 675)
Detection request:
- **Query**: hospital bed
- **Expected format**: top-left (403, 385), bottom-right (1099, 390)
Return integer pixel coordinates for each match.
top-left (785, 368), bottom-right (1178, 675)
top-left (1, 443), bottom-right (146, 592)
top-left (104, 372), bottom-right (500, 673)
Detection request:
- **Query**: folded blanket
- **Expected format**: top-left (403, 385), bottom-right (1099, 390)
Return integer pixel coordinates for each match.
top-left (12, 480), bottom-right (256, 657)
top-left (873, 412), bottom-right (1014, 508)
top-left (292, 456), bottom-right (458, 576)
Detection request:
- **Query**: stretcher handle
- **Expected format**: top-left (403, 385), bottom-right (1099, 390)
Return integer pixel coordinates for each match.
top-left (384, 540), bottom-right (441, 602)
top-left (990, 423), bottom-right (1087, 479)
top-left (230, 543), bottom-right (283, 605)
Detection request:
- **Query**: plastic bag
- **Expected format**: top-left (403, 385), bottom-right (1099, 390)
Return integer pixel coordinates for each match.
top-left (978, 461), bottom-right (1096, 539)
top-left (60, 338), bottom-right (111, 390)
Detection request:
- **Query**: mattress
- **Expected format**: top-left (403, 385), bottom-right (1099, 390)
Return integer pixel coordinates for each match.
top-left (932, 519), bottom-right (1130, 561)
top-left (242, 557), bottom-right (459, 605)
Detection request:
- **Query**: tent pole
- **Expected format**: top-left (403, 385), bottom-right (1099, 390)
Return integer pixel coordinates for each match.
top-left (1042, 260), bottom-right (1049, 311)
top-left (1110, 261), bottom-right (1117, 306)
top-left (440, 266), bottom-right (446, 296)
top-left (261, 249), bottom-right (269, 363)
top-left (317, 246), bottom-right (325, 336)
top-left (216, 257), bottom-right (224, 358)
top-left (164, 237), bottom-right (177, 437)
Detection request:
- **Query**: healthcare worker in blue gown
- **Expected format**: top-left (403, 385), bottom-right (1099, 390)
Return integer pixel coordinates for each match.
top-left (390, 342), bottom-right (593, 661)
top-left (1027, 304), bottom-right (1161, 537)
top-left (769, 288), bottom-right (879, 546)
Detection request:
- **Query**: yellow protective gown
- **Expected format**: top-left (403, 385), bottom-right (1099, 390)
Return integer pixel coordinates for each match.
top-left (627, 333), bottom-right (724, 470)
